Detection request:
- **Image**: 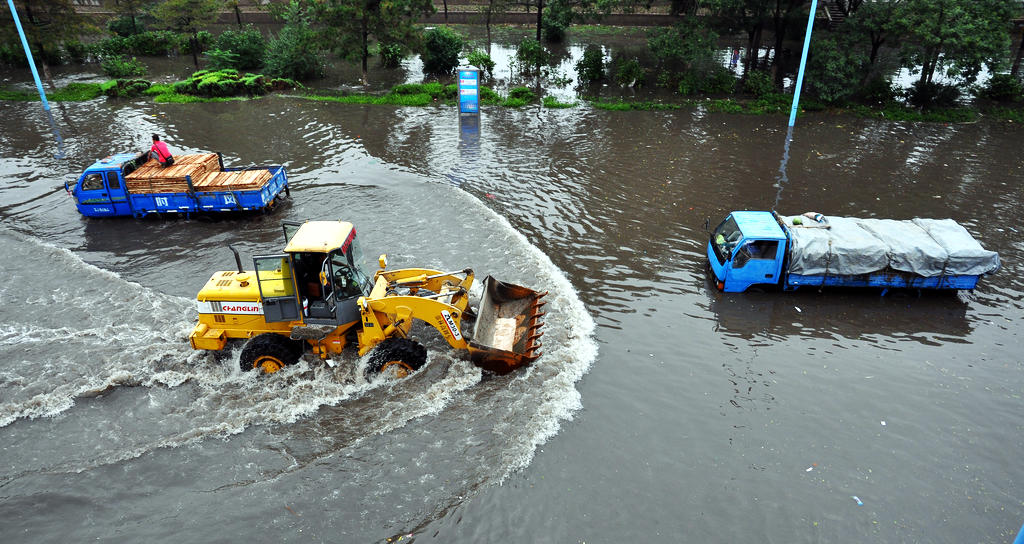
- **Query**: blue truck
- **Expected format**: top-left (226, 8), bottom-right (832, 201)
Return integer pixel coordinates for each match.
top-left (66, 151), bottom-right (289, 218)
top-left (707, 211), bottom-right (1000, 293)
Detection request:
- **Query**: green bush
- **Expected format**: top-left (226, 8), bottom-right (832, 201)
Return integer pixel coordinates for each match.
top-left (516, 38), bottom-right (550, 74)
top-left (102, 78), bottom-right (152, 98)
top-left (508, 86), bottom-right (537, 102)
top-left (95, 36), bottom-right (130, 57)
top-left (64, 41), bottom-right (89, 64)
top-left (480, 86), bottom-right (501, 105)
top-left (856, 77), bottom-right (901, 106)
top-left (264, 24), bottom-right (323, 80)
top-left (742, 70), bottom-right (774, 98)
top-left (101, 55), bottom-right (147, 78)
top-left (613, 58), bottom-right (645, 87)
top-left (542, 95), bottom-right (574, 108)
top-left (107, 15), bottom-right (154, 37)
top-left (421, 26), bottom-right (464, 75)
top-left (906, 80), bottom-right (961, 109)
top-left (677, 67), bottom-right (736, 95)
top-left (212, 26), bottom-right (266, 70)
top-left (170, 69), bottom-right (296, 98)
top-left (576, 45), bottom-right (605, 83)
top-left (976, 73), bottom-right (1023, 102)
top-left (0, 42), bottom-right (29, 67)
top-left (125, 31), bottom-right (180, 56)
top-left (179, 31), bottom-right (212, 56)
top-left (466, 49), bottom-right (496, 78)
top-left (379, 43), bottom-right (405, 68)
top-left (205, 49), bottom-right (240, 70)
top-left (804, 33), bottom-right (870, 104)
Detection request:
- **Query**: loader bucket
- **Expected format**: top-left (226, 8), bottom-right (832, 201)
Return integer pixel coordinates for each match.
top-left (468, 276), bottom-right (547, 374)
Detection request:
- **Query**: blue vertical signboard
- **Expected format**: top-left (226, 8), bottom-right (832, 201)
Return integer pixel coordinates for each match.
top-left (458, 67), bottom-right (480, 114)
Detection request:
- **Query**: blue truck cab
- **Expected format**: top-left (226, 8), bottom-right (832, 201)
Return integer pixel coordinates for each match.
top-left (708, 211), bottom-right (788, 293)
top-left (68, 152), bottom-right (146, 217)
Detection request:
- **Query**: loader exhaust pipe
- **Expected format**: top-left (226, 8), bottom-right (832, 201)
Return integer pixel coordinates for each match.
top-left (227, 245), bottom-right (244, 273)
top-left (468, 276), bottom-right (547, 374)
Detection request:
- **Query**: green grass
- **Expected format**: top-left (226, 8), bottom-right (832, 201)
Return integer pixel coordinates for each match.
top-left (987, 106), bottom-right (1024, 122)
top-left (0, 88), bottom-right (36, 101)
top-left (542, 96), bottom-right (576, 108)
top-left (143, 83), bottom-right (174, 96)
top-left (152, 92), bottom-right (249, 103)
top-left (0, 82), bottom-right (102, 101)
top-left (589, 99), bottom-right (682, 111)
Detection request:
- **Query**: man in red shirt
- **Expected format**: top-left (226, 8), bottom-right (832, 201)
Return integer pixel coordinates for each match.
top-left (149, 134), bottom-right (174, 167)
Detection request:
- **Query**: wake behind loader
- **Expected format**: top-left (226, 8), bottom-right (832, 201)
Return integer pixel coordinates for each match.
top-left (189, 220), bottom-right (547, 377)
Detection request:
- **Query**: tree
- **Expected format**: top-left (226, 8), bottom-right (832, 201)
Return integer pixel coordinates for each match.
top-left (476, 0), bottom-right (509, 53)
top-left (110, 0), bottom-right (154, 35)
top-left (898, 0), bottom-right (1015, 87)
top-left (225, 0), bottom-right (243, 26)
top-left (263, 1), bottom-right (322, 80)
top-left (150, 0), bottom-right (224, 69)
top-left (842, 0), bottom-right (904, 69)
top-left (312, 0), bottom-right (434, 85)
top-left (1011, 5), bottom-right (1024, 77)
top-left (710, 0), bottom-right (774, 78)
top-left (1, 1), bottom-right (93, 88)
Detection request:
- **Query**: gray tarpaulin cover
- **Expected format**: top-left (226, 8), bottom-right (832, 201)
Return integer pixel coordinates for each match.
top-left (784, 215), bottom-right (1000, 277)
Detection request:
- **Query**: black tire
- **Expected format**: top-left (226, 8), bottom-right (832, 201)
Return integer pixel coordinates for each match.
top-left (240, 333), bottom-right (302, 374)
top-left (366, 338), bottom-right (427, 379)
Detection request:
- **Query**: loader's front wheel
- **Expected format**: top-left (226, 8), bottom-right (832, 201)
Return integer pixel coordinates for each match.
top-left (367, 338), bottom-right (427, 379)
top-left (240, 333), bottom-right (302, 374)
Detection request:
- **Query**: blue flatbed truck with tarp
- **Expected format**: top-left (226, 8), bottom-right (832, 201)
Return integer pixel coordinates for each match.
top-left (707, 211), bottom-right (1000, 293)
top-left (67, 151), bottom-right (289, 218)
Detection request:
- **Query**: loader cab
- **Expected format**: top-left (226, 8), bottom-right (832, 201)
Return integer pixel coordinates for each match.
top-left (254, 221), bottom-right (372, 326)
top-left (707, 211), bottom-right (787, 292)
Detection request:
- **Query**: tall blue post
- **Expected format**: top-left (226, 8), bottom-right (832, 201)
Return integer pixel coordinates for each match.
top-left (7, 0), bottom-right (66, 158)
top-left (775, 0), bottom-right (819, 209)
top-left (788, 0), bottom-right (819, 127)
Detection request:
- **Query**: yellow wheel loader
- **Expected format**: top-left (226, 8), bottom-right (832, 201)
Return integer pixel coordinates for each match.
top-left (189, 220), bottom-right (546, 377)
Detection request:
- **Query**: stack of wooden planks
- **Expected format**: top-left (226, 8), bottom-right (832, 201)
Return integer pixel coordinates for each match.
top-left (193, 169), bottom-right (272, 191)
top-left (124, 153), bottom-right (220, 194)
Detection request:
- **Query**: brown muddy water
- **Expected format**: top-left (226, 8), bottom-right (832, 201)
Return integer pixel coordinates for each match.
top-left (1, 64), bottom-right (1023, 543)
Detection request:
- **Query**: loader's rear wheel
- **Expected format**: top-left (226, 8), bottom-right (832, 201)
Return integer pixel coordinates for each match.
top-left (240, 333), bottom-right (302, 374)
top-left (367, 338), bottom-right (427, 379)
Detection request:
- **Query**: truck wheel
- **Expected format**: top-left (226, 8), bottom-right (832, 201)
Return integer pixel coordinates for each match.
top-left (240, 333), bottom-right (302, 374)
top-left (366, 338), bottom-right (427, 379)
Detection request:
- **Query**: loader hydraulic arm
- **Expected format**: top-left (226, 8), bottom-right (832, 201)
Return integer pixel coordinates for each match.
top-left (356, 268), bottom-right (476, 356)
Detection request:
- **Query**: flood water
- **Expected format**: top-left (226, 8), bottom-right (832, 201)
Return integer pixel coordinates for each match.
top-left (2, 67), bottom-right (1023, 543)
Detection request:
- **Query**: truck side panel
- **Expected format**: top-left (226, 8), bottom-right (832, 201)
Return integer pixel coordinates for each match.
top-left (124, 167), bottom-right (288, 217)
top-left (784, 271), bottom-right (981, 291)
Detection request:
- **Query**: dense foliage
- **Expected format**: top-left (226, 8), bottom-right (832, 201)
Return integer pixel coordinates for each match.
top-left (421, 26), bottom-right (464, 74)
top-left (207, 25), bottom-right (266, 70)
top-left (575, 45), bottom-right (606, 83)
top-left (263, 3), bottom-right (323, 80)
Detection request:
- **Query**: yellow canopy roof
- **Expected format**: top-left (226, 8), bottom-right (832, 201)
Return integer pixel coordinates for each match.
top-left (284, 221), bottom-right (355, 253)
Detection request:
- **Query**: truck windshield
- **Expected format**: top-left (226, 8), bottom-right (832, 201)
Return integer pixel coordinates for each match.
top-left (711, 216), bottom-right (742, 265)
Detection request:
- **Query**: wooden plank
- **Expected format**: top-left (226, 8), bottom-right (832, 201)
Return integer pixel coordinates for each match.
top-left (125, 153), bottom-right (222, 194)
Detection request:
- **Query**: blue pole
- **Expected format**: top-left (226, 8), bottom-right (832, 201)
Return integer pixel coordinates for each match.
top-left (7, 0), bottom-right (66, 158)
top-left (787, 0), bottom-right (819, 127)
top-left (1014, 522), bottom-right (1024, 544)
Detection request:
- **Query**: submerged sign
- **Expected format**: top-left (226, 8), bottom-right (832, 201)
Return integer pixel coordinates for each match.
top-left (458, 67), bottom-right (480, 114)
